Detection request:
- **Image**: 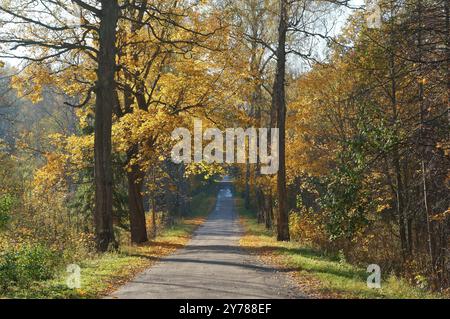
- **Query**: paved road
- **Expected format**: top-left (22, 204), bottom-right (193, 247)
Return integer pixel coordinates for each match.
top-left (110, 184), bottom-right (305, 299)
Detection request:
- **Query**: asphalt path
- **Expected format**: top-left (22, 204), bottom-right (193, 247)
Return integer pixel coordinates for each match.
top-left (110, 184), bottom-right (305, 299)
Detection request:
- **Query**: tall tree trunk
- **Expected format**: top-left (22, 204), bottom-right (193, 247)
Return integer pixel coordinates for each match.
top-left (404, 160), bottom-right (413, 255)
top-left (126, 148), bottom-right (148, 244)
top-left (122, 81), bottom-right (149, 244)
top-left (245, 159), bottom-right (251, 209)
top-left (256, 188), bottom-right (265, 224)
top-left (245, 14), bottom-right (260, 213)
top-left (273, 0), bottom-right (290, 241)
top-left (444, 0), bottom-right (450, 288)
top-left (151, 194), bottom-right (157, 238)
top-left (416, 0), bottom-right (435, 280)
top-left (393, 152), bottom-right (408, 259)
top-left (114, 1), bottom-right (150, 245)
top-left (151, 168), bottom-right (157, 238)
top-left (446, 0), bottom-right (450, 128)
top-left (265, 190), bottom-right (273, 230)
top-left (388, 5), bottom-right (408, 259)
top-left (94, 0), bottom-right (119, 252)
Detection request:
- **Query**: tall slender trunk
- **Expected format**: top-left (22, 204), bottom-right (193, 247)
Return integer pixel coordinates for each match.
top-left (264, 190), bottom-right (273, 230)
top-left (94, 0), bottom-right (119, 252)
top-left (416, 0), bottom-right (435, 279)
top-left (393, 150), bottom-right (408, 259)
top-left (273, 0), bottom-right (290, 241)
top-left (245, 160), bottom-right (251, 209)
top-left (122, 81), bottom-right (148, 244)
top-left (126, 148), bottom-right (148, 244)
top-left (388, 5), bottom-right (408, 259)
top-left (446, 0), bottom-right (450, 128)
top-left (151, 169), bottom-right (157, 238)
top-left (256, 189), bottom-right (265, 224)
top-left (443, 0), bottom-right (450, 288)
top-left (246, 22), bottom-right (260, 213)
top-left (115, 1), bottom-right (150, 245)
top-left (404, 160), bottom-right (413, 255)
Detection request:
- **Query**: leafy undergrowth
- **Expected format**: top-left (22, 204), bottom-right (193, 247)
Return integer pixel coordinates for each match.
top-left (237, 198), bottom-right (443, 299)
top-left (2, 191), bottom-right (217, 299)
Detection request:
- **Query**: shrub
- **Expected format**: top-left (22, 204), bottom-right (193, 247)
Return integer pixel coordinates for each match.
top-left (289, 207), bottom-right (328, 249)
top-left (0, 194), bottom-right (13, 230)
top-left (0, 244), bottom-right (60, 292)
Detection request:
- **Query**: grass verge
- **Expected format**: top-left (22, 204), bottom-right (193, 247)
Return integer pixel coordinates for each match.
top-left (2, 189), bottom-right (217, 299)
top-left (236, 197), bottom-right (443, 299)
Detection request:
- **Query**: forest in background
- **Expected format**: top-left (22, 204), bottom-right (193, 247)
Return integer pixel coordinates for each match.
top-left (0, 0), bottom-right (448, 296)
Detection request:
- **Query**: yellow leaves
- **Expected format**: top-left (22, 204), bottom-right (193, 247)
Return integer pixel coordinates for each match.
top-left (75, 289), bottom-right (87, 297)
top-left (113, 108), bottom-right (185, 175)
top-left (66, 135), bottom-right (94, 168)
top-left (418, 77), bottom-right (427, 85)
top-left (376, 203), bottom-right (391, 213)
top-left (113, 108), bottom-right (173, 150)
top-left (47, 133), bottom-right (65, 145)
top-left (32, 133), bottom-right (94, 198)
top-left (10, 75), bottom-right (29, 101)
top-left (76, 107), bottom-right (95, 129)
top-left (185, 161), bottom-right (225, 179)
top-left (11, 64), bottom-right (54, 104)
top-left (430, 208), bottom-right (450, 222)
top-left (33, 152), bottom-right (67, 195)
top-left (436, 141), bottom-right (450, 157)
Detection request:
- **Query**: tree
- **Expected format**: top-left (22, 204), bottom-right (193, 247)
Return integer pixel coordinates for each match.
top-left (272, 0), bottom-right (290, 241)
top-left (93, 0), bottom-right (120, 251)
top-left (267, 0), bottom-right (343, 241)
top-left (227, 0), bottom-right (277, 228)
top-left (286, 1), bottom-right (449, 288)
top-left (114, 0), bottom-right (228, 243)
top-left (0, 0), bottom-right (120, 251)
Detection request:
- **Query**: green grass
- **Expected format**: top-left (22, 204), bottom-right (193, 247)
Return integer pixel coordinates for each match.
top-left (4, 253), bottom-right (147, 299)
top-left (236, 198), bottom-right (443, 299)
top-left (2, 189), bottom-right (217, 299)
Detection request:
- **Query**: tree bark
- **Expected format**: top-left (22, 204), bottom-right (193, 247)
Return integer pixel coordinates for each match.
top-left (446, 0), bottom-right (450, 129)
top-left (245, 160), bottom-right (251, 209)
top-left (387, 5), bottom-right (408, 260)
top-left (416, 0), bottom-right (435, 280)
top-left (94, 0), bottom-right (119, 252)
top-left (127, 148), bottom-right (148, 244)
top-left (273, 0), bottom-right (290, 241)
top-left (256, 188), bottom-right (265, 224)
top-left (265, 190), bottom-right (273, 230)
top-left (443, 0), bottom-right (450, 289)
top-left (121, 72), bottom-right (148, 244)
